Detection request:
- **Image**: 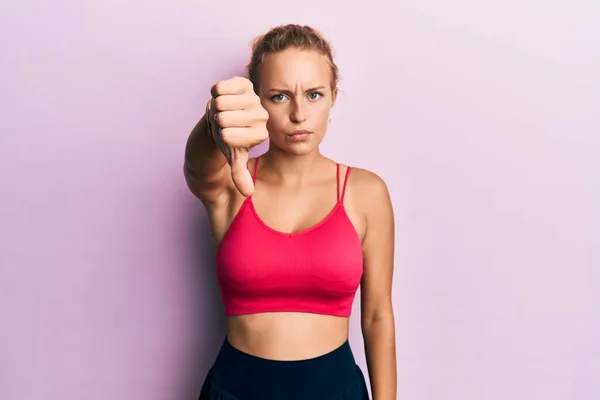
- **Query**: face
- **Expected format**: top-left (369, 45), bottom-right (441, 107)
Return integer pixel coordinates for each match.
top-left (257, 48), bottom-right (337, 155)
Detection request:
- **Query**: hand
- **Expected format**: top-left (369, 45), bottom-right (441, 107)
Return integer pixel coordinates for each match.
top-left (205, 76), bottom-right (269, 196)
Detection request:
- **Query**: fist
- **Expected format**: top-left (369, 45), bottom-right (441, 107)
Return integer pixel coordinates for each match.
top-left (205, 76), bottom-right (269, 196)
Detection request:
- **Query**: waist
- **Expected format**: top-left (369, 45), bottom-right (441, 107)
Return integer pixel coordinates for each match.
top-left (209, 336), bottom-right (362, 399)
top-left (227, 312), bottom-right (350, 360)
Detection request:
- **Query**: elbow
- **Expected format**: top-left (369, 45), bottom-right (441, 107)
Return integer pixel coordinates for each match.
top-left (361, 305), bottom-right (395, 334)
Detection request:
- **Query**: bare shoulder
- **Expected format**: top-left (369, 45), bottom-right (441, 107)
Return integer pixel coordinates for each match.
top-left (337, 164), bottom-right (393, 242)
top-left (344, 167), bottom-right (395, 270)
top-left (344, 166), bottom-right (392, 209)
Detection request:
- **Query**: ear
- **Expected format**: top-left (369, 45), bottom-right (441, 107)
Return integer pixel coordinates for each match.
top-left (331, 87), bottom-right (337, 106)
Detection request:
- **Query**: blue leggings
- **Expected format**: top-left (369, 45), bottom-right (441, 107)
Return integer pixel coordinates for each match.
top-left (199, 337), bottom-right (370, 400)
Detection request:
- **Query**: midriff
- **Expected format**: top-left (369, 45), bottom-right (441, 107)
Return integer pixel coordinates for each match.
top-left (226, 312), bottom-right (350, 360)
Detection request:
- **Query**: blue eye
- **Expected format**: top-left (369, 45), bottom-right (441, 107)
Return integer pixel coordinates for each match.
top-left (309, 92), bottom-right (322, 100)
top-left (271, 94), bottom-right (285, 101)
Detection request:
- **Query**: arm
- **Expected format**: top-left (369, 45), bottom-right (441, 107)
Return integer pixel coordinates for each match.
top-left (360, 173), bottom-right (397, 400)
top-left (183, 100), bottom-right (232, 205)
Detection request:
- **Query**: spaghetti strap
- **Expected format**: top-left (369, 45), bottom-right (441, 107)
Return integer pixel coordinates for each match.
top-left (336, 163), bottom-right (341, 202)
top-left (253, 157), bottom-right (260, 184)
top-left (340, 166), bottom-right (351, 203)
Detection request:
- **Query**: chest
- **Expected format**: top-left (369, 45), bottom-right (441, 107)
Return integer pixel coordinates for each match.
top-left (251, 185), bottom-right (339, 235)
top-left (216, 202), bottom-right (363, 286)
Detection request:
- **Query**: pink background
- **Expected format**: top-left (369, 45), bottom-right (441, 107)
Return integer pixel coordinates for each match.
top-left (1, 1), bottom-right (599, 399)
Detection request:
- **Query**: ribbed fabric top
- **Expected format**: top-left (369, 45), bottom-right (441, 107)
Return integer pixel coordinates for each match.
top-left (216, 158), bottom-right (364, 317)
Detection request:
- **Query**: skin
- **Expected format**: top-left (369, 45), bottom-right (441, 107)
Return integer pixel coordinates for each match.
top-left (185, 48), bottom-right (397, 399)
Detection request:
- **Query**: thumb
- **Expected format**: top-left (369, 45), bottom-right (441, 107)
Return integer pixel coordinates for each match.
top-left (229, 147), bottom-right (254, 197)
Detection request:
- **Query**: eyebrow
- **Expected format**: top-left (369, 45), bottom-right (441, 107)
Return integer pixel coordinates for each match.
top-left (267, 86), bottom-right (326, 94)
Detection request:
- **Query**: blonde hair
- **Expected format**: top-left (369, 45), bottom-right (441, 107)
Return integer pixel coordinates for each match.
top-left (247, 24), bottom-right (339, 93)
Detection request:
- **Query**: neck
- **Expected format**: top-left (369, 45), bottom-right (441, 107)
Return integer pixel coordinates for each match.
top-left (260, 145), bottom-right (325, 183)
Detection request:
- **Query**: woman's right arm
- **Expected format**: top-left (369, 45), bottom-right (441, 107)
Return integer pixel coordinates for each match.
top-left (183, 104), bottom-right (232, 206)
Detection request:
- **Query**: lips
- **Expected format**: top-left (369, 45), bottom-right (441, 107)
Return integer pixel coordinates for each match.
top-left (288, 130), bottom-right (312, 136)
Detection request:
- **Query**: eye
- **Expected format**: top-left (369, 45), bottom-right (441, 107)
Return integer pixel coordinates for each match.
top-left (271, 94), bottom-right (286, 102)
top-left (308, 92), bottom-right (323, 100)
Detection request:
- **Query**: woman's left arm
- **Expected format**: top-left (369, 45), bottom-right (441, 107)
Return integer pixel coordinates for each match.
top-left (359, 172), bottom-right (397, 400)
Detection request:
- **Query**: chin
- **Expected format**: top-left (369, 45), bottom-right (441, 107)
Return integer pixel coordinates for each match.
top-left (284, 144), bottom-right (317, 156)
top-left (272, 136), bottom-right (322, 156)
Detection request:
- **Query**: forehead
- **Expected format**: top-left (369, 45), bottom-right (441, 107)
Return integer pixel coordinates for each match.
top-left (259, 48), bottom-right (331, 87)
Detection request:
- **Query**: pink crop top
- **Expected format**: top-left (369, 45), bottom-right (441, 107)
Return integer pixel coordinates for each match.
top-left (216, 158), bottom-right (363, 317)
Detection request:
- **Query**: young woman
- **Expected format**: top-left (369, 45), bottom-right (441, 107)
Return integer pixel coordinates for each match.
top-left (184, 24), bottom-right (397, 400)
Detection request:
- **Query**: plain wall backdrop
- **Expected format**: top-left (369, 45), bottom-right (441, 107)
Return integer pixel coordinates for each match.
top-left (1, 0), bottom-right (599, 399)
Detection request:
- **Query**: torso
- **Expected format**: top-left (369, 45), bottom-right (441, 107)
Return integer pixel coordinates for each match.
top-left (206, 156), bottom-right (367, 360)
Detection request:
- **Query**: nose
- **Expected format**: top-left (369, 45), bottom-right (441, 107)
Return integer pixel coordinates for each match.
top-left (289, 99), bottom-right (307, 124)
